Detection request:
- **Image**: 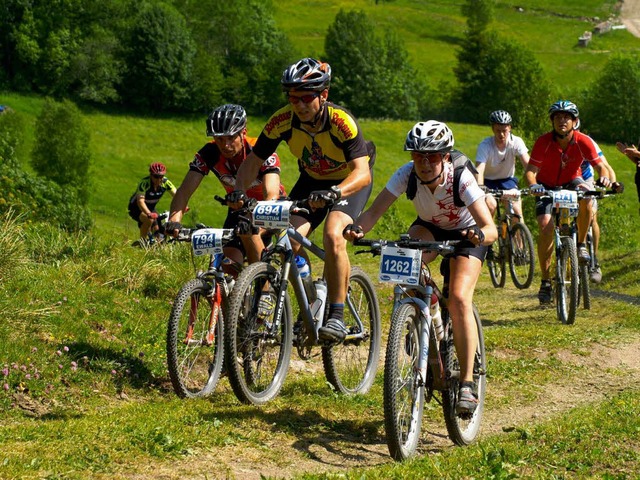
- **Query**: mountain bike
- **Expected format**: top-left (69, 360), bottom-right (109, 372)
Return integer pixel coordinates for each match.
top-left (355, 236), bottom-right (486, 461)
top-left (536, 188), bottom-right (607, 325)
top-left (166, 222), bottom-right (239, 398)
top-left (224, 198), bottom-right (381, 405)
top-left (485, 189), bottom-right (535, 289)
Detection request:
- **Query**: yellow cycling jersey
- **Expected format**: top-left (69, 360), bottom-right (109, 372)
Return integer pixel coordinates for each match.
top-left (252, 102), bottom-right (375, 181)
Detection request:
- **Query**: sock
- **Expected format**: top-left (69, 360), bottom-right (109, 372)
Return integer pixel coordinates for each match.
top-left (328, 303), bottom-right (344, 321)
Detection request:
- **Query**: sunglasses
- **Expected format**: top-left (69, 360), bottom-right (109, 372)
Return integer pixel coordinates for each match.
top-left (152, 174), bottom-right (164, 179)
top-left (412, 152), bottom-right (444, 164)
top-left (287, 93), bottom-right (320, 104)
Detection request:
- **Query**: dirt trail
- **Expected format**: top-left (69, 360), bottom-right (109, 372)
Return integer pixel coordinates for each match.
top-left (620, 0), bottom-right (640, 37)
top-left (125, 333), bottom-right (640, 480)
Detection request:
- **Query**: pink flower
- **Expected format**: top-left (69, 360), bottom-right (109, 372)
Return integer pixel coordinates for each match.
top-left (71, 361), bottom-right (77, 368)
top-left (3, 384), bottom-right (8, 391)
top-left (55, 350), bottom-right (62, 356)
top-left (58, 364), bottom-right (63, 369)
top-left (111, 370), bottom-right (117, 375)
top-left (25, 374), bottom-right (31, 380)
top-left (31, 347), bottom-right (37, 353)
top-left (63, 346), bottom-right (69, 352)
top-left (2, 368), bottom-right (8, 377)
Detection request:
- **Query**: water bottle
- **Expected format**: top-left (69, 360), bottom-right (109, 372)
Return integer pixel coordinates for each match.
top-left (430, 293), bottom-right (444, 341)
top-left (311, 280), bottom-right (328, 322)
top-left (295, 255), bottom-right (317, 303)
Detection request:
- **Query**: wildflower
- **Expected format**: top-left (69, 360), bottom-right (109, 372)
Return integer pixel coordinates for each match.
top-left (71, 361), bottom-right (77, 368)
top-left (3, 384), bottom-right (8, 391)
top-left (63, 346), bottom-right (69, 352)
top-left (25, 374), bottom-right (31, 380)
top-left (111, 370), bottom-right (117, 375)
top-left (31, 347), bottom-right (37, 353)
top-left (56, 350), bottom-right (62, 356)
top-left (2, 368), bottom-right (8, 377)
top-left (58, 364), bottom-right (63, 369)
top-left (20, 365), bottom-right (27, 372)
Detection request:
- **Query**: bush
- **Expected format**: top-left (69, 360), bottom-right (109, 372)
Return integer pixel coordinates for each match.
top-left (30, 98), bottom-right (92, 205)
top-left (580, 54), bottom-right (640, 144)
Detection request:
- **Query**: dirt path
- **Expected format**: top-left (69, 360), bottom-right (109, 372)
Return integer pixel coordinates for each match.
top-left (125, 332), bottom-right (640, 480)
top-left (620, 0), bottom-right (640, 37)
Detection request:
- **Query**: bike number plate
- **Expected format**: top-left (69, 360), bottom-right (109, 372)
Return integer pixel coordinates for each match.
top-left (191, 228), bottom-right (225, 256)
top-left (552, 190), bottom-right (578, 216)
top-left (252, 201), bottom-right (293, 229)
top-left (379, 246), bottom-right (421, 284)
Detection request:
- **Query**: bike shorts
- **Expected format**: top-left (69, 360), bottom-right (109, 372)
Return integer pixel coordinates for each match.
top-left (484, 176), bottom-right (519, 190)
top-left (635, 167), bottom-right (640, 203)
top-left (534, 178), bottom-right (587, 217)
top-left (289, 169), bottom-right (374, 231)
top-left (410, 217), bottom-right (488, 262)
top-left (128, 202), bottom-right (154, 227)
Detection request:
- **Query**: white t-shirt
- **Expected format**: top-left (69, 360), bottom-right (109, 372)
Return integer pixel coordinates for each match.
top-left (476, 134), bottom-right (528, 180)
top-left (385, 161), bottom-right (485, 229)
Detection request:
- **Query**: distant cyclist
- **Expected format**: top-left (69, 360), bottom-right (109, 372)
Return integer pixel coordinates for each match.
top-left (475, 110), bottom-right (530, 221)
top-left (229, 57), bottom-right (376, 343)
top-left (344, 120), bottom-right (496, 414)
top-left (128, 162), bottom-right (177, 245)
top-left (524, 101), bottom-right (613, 304)
top-left (166, 104), bottom-right (285, 278)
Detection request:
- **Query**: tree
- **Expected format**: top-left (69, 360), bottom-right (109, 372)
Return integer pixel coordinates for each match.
top-left (325, 9), bottom-right (428, 119)
top-left (30, 99), bottom-right (92, 204)
top-left (122, 1), bottom-right (197, 111)
top-left (580, 54), bottom-right (640, 144)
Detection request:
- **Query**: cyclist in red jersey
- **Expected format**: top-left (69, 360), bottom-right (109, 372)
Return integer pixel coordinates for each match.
top-left (524, 100), bottom-right (612, 304)
top-left (167, 104), bottom-right (285, 277)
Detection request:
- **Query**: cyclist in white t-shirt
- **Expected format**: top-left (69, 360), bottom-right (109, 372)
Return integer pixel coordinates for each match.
top-left (476, 110), bottom-right (530, 223)
top-left (343, 120), bottom-right (497, 415)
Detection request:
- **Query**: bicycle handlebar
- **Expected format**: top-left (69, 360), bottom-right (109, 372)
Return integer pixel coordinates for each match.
top-left (354, 237), bottom-right (460, 256)
top-left (529, 188), bottom-right (618, 200)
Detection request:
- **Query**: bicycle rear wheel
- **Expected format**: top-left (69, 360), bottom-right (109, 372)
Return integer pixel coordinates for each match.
top-left (322, 266), bottom-right (381, 395)
top-left (166, 278), bottom-right (224, 398)
top-left (383, 302), bottom-right (424, 461)
top-left (579, 261), bottom-right (591, 310)
top-left (224, 261), bottom-right (293, 405)
top-left (442, 305), bottom-right (486, 446)
top-left (556, 237), bottom-right (579, 325)
top-left (487, 236), bottom-right (506, 288)
top-left (508, 222), bottom-right (535, 289)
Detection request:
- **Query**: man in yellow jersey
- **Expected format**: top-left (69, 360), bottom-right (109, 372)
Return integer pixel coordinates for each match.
top-left (228, 58), bottom-right (376, 343)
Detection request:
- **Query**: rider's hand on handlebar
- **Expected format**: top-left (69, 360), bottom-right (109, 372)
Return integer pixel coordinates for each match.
top-left (225, 190), bottom-right (247, 209)
top-left (530, 184), bottom-right (545, 196)
top-left (165, 221), bottom-right (182, 238)
top-left (596, 176), bottom-right (611, 189)
top-left (612, 181), bottom-right (625, 194)
top-left (342, 224), bottom-right (364, 242)
top-left (148, 212), bottom-right (158, 220)
top-left (308, 189), bottom-right (340, 210)
top-left (462, 225), bottom-right (485, 245)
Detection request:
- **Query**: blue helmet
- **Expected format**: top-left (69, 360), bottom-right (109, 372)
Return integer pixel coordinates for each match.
top-left (549, 100), bottom-right (579, 120)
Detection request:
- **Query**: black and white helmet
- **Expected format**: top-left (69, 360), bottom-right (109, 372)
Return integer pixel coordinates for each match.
top-left (548, 100), bottom-right (579, 120)
top-left (404, 120), bottom-right (455, 153)
top-left (489, 110), bottom-right (512, 125)
top-left (281, 58), bottom-right (331, 92)
top-left (206, 104), bottom-right (247, 137)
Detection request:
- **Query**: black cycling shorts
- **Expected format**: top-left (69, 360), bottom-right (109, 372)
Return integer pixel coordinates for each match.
top-left (410, 217), bottom-right (488, 262)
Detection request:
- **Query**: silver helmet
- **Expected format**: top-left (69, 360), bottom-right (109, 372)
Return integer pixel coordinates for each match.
top-left (281, 58), bottom-right (331, 92)
top-left (489, 110), bottom-right (512, 125)
top-left (404, 120), bottom-right (455, 153)
top-left (206, 104), bottom-right (247, 137)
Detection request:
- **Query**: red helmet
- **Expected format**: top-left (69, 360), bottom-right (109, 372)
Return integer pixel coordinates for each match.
top-left (149, 162), bottom-right (166, 176)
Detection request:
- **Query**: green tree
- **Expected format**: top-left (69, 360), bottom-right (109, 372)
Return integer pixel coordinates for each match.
top-left (122, 1), bottom-right (196, 111)
top-left (580, 54), bottom-right (640, 144)
top-left (30, 99), bottom-right (92, 205)
top-left (325, 9), bottom-right (427, 119)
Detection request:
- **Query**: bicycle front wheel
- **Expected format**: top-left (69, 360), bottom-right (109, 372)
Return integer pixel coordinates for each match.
top-left (166, 278), bottom-right (224, 398)
top-left (442, 305), bottom-right (486, 446)
top-left (384, 302), bottom-right (424, 461)
top-left (487, 236), bottom-right (506, 288)
top-left (579, 261), bottom-right (591, 310)
top-left (224, 261), bottom-right (293, 405)
top-left (556, 237), bottom-right (579, 325)
top-left (322, 266), bottom-right (381, 395)
top-left (508, 222), bottom-right (535, 289)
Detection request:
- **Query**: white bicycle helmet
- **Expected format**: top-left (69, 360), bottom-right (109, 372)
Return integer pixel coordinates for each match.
top-left (404, 120), bottom-right (455, 153)
top-left (489, 110), bottom-right (512, 125)
top-left (206, 104), bottom-right (247, 137)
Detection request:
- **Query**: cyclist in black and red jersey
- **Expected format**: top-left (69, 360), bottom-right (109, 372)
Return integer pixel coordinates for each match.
top-left (228, 57), bottom-right (376, 343)
top-left (128, 162), bottom-right (177, 244)
top-left (166, 104), bottom-right (285, 277)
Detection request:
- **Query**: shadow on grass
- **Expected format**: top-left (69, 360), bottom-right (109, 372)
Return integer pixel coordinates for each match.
top-left (65, 341), bottom-right (170, 393)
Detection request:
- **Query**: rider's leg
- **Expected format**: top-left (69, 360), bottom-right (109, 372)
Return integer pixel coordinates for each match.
top-left (536, 213), bottom-right (554, 281)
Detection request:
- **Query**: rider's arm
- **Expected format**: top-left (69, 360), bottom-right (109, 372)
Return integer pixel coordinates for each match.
top-left (519, 152), bottom-right (531, 169)
top-left (334, 156), bottom-right (371, 198)
top-left (169, 171), bottom-right (203, 223)
top-left (348, 188), bottom-right (398, 238)
top-left (262, 171), bottom-right (282, 200)
top-left (235, 151), bottom-right (266, 193)
top-left (524, 163), bottom-right (540, 186)
top-left (467, 198), bottom-right (498, 246)
top-left (475, 162), bottom-right (486, 186)
top-left (598, 154), bottom-right (617, 183)
top-left (136, 194), bottom-right (152, 216)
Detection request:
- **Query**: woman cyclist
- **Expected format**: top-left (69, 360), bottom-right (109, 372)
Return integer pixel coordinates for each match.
top-left (344, 120), bottom-right (497, 414)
